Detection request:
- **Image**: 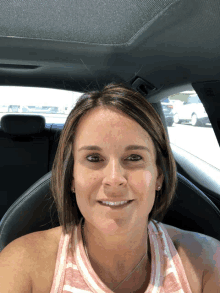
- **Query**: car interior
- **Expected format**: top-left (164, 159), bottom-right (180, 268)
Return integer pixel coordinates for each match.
top-left (0, 0), bottom-right (220, 252)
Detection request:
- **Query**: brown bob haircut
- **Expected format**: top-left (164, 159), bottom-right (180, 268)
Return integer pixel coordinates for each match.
top-left (50, 82), bottom-right (177, 235)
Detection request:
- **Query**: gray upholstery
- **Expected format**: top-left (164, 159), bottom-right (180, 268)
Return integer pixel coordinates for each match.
top-left (0, 114), bottom-right (61, 220)
top-left (0, 170), bottom-right (220, 252)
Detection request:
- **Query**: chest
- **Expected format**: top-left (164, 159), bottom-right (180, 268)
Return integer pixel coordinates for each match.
top-left (31, 228), bottom-right (203, 293)
top-left (32, 251), bottom-right (203, 293)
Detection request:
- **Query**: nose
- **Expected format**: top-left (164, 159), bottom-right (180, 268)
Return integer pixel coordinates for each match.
top-left (102, 157), bottom-right (127, 189)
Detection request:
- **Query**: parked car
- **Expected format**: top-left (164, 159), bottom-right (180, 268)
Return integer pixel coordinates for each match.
top-left (47, 106), bottom-right (59, 114)
top-left (173, 95), bottom-right (210, 126)
top-left (19, 105), bottom-right (30, 113)
top-left (1, 105), bottom-right (31, 113)
top-left (27, 106), bottom-right (59, 114)
top-left (8, 105), bottom-right (20, 113)
top-left (0, 105), bottom-right (8, 113)
top-left (161, 97), bottom-right (175, 126)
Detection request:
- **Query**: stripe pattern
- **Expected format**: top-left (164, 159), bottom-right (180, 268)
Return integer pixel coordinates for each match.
top-left (50, 220), bottom-right (193, 293)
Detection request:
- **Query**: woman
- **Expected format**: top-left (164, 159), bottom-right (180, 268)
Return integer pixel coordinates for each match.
top-left (0, 83), bottom-right (219, 293)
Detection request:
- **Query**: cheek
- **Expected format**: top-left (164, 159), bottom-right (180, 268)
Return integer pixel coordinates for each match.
top-left (77, 175), bottom-right (99, 194)
top-left (74, 168), bottom-right (98, 204)
top-left (145, 171), bottom-right (154, 186)
top-left (75, 163), bottom-right (97, 187)
top-left (131, 170), bottom-right (155, 191)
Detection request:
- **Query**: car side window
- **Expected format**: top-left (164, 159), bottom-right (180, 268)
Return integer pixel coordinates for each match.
top-left (161, 91), bottom-right (220, 170)
top-left (0, 86), bottom-right (83, 125)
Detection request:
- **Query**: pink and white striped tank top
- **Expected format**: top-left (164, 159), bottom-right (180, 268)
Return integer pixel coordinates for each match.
top-left (50, 219), bottom-right (192, 293)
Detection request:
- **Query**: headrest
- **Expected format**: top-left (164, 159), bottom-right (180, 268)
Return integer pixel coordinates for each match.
top-left (1, 114), bottom-right (45, 136)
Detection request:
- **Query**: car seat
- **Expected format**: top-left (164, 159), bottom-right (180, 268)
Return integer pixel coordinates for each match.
top-left (0, 171), bottom-right (220, 252)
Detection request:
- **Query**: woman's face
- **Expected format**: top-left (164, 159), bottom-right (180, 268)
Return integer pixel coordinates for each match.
top-left (72, 106), bottom-right (164, 235)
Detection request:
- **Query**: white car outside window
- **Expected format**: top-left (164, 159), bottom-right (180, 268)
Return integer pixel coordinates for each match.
top-left (162, 91), bottom-right (220, 170)
top-left (175, 95), bottom-right (208, 126)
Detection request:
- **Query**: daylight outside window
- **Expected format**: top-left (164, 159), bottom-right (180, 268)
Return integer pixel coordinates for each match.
top-left (0, 86), bottom-right (83, 125)
top-left (1, 86), bottom-right (219, 171)
top-left (161, 91), bottom-right (220, 171)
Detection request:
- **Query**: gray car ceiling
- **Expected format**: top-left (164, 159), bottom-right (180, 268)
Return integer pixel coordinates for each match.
top-left (0, 0), bottom-right (220, 95)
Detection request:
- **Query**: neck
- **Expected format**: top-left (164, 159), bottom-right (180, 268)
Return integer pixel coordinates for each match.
top-left (81, 219), bottom-right (151, 288)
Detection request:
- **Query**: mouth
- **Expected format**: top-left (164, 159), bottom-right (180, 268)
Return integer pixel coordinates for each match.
top-left (98, 200), bottom-right (133, 209)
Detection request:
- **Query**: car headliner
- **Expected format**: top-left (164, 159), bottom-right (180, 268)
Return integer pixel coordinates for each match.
top-left (0, 0), bottom-right (219, 101)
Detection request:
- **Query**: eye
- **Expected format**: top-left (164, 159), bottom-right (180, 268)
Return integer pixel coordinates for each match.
top-left (126, 154), bottom-right (143, 162)
top-left (86, 153), bottom-right (143, 162)
top-left (86, 154), bottom-right (103, 162)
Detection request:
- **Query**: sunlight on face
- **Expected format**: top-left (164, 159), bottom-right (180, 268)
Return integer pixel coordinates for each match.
top-left (72, 106), bottom-right (164, 235)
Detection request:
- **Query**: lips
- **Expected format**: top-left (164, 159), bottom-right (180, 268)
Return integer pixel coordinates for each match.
top-left (98, 199), bottom-right (133, 202)
top-left (98, 200), bottom-right (133, 208)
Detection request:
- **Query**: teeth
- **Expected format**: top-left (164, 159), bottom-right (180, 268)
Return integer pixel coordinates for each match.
top-left (100, 201), bottom-right (129, 206)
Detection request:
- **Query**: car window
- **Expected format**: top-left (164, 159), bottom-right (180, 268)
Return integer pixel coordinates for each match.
top-left (0, 86), bottom-right (83, 125)
top-left (188, 95), bottom-right (201, 104)
top-left (161, 90), bottom-right (220, 170)
top-left (162, 98), bottom-right (170, 103)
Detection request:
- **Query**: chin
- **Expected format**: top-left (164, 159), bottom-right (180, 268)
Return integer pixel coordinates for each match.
top-left (95, 218), bottom-right (133, 235)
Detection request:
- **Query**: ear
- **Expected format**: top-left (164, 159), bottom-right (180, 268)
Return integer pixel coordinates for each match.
top-left (157, 167), bottom-right (164, 187)
top-left (71, 177), bottom-right (75, 191)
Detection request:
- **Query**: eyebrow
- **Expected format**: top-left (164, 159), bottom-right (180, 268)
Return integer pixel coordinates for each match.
top-left (78, 145), bottom-right (151, 153)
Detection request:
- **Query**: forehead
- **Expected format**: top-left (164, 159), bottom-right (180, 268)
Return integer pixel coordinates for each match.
top-left (74, 106), bottom-right (154, 149)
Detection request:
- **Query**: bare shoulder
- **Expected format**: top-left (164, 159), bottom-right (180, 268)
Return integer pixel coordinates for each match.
top-left (162, 222), bottom-right (219, 262)
top-left (161, 223), bottom-right (183, 239)
top-left (191, 230), bottom-right (220, 292)
top-left (13, 226), bottom-right (62, 257)
top-left (29, 225), bottom-right (62, 249)
top-left (25, 226), bottom-right (62, 267)
top-left (24, 226), bottom-right (63, 293)
top-left (162, 223), bottom-right (220, 292)
top-left (0, 232), bottom-right (36, 292)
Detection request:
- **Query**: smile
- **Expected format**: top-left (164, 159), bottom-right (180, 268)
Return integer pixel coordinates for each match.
top-left (98, 200), bottom-right (133, 207)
